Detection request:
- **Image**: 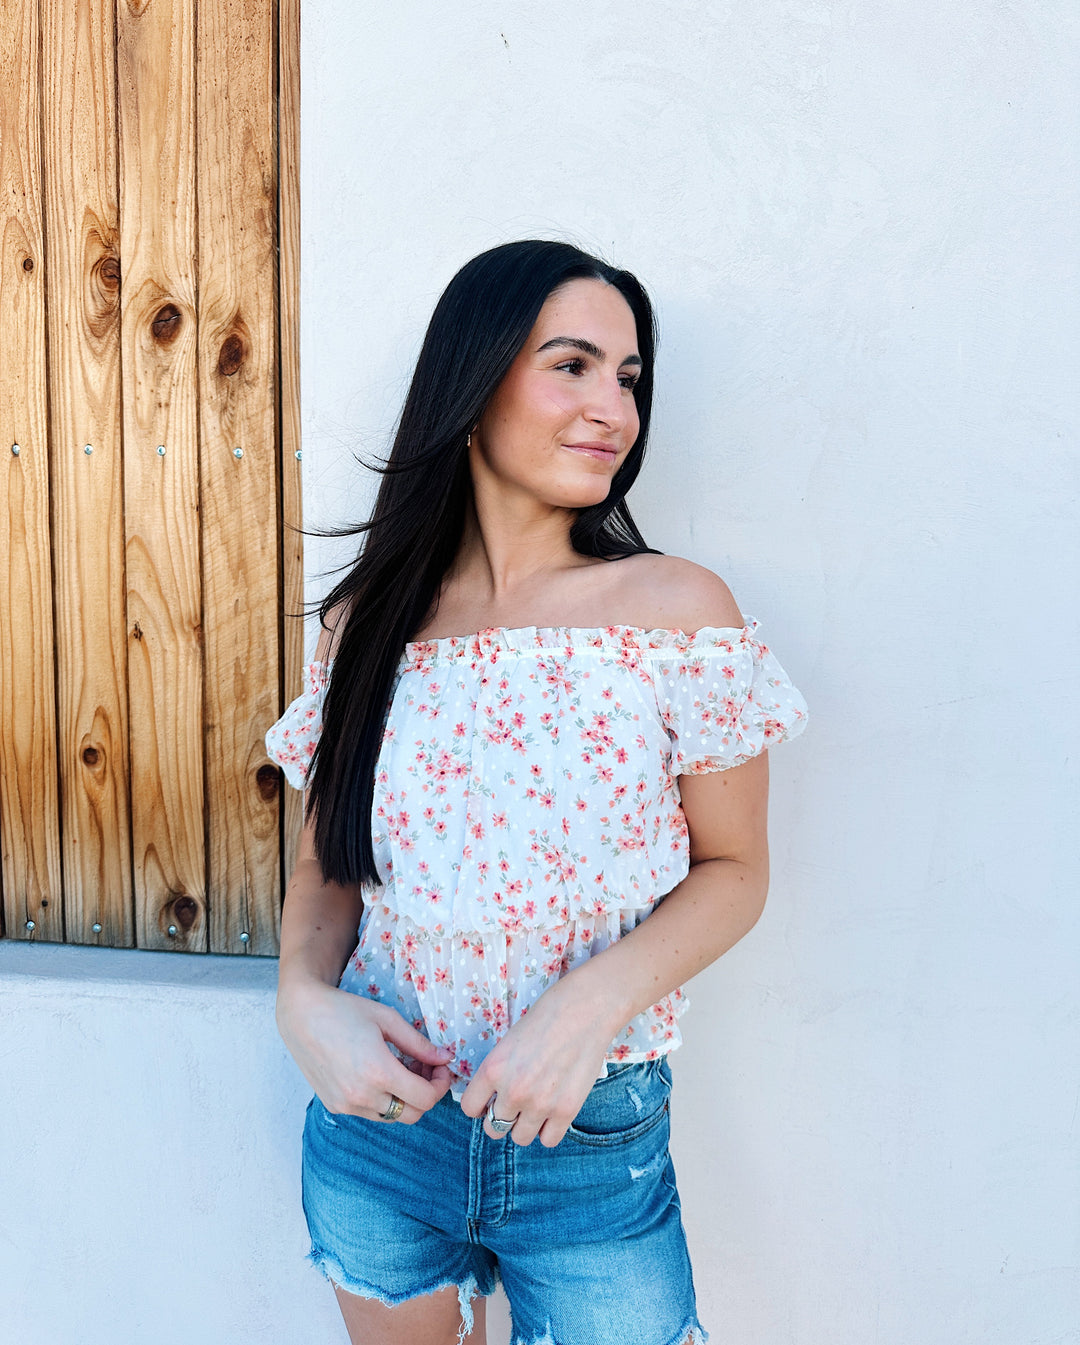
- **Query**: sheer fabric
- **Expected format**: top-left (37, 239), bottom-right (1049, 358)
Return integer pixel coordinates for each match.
top-left (267, 621), bottom-right (807, 1093)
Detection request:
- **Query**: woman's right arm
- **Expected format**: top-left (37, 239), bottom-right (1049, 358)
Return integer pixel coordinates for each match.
top-left (276, 823), bottom-right (454, 1123)
top-left (275, 605), bottom-right (453, 1122)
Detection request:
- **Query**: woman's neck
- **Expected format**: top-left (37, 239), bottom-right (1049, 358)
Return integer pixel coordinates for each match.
top-left (415, 525), bottom-right (623, 644)
top-left (450, 501), bottom-right (592, 603)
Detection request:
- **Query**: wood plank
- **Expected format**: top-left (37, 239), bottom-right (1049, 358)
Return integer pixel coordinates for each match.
top-left (0, 0), bottom-right (64, 943)
top-left (118, 0), bottom-right (206, 951)
top-left (279, 0), bottom-right (304, 887)
top-left (42, 0), bottom-right (133, 945)
top-left (197, 0), bottom-right (282, 954)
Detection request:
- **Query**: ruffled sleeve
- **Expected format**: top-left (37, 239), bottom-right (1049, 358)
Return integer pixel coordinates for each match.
top-left (264, 660), bottom-right (331, 790)
top-left (647, 620), bottom-right (808, 775)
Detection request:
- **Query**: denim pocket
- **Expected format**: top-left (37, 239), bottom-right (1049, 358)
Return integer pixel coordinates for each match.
top-left (566, 1057), bottom-right (672, 1147)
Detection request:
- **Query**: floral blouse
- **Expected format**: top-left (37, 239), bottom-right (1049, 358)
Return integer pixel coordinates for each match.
top-left (266, 620), bottom-right (807, 1096)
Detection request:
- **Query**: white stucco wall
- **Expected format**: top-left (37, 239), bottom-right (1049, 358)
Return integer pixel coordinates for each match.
top-left (0, 945), bottom-right (345, 1345)
top-left (298, 5), bottom-right (1079, 1339)
top-left (3, 3), bottom-right (1076, 1343)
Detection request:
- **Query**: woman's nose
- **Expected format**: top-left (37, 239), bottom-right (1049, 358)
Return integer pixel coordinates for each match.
top-left (585, 375), bottom-right (629, 429)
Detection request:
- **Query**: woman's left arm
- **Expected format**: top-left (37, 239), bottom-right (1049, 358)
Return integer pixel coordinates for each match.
top-left (460, 750), bottom-right (770, 1145)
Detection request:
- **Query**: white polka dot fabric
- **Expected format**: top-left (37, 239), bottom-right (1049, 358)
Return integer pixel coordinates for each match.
top-left (266, 621), bottom-right (807, 1094)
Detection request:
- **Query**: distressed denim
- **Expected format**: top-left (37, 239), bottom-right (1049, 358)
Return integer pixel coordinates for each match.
top-left (301, 1057), bottom-right (707, 1345)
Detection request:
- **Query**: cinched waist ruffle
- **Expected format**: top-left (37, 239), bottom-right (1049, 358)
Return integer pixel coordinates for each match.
top-left (338, 898), bottom-right (690, 1093)
top-left (362, 854), bottom-right (686, 935)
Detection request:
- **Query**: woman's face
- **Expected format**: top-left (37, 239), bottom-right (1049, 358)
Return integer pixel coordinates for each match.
top-left (471, 278), bottom-right (642, 514)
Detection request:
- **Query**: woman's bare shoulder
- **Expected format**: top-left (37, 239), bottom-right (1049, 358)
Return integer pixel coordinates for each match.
top-left (610, 553), bottom-right (744, 633)
top-left (313, 599), bottom-right (352, 663)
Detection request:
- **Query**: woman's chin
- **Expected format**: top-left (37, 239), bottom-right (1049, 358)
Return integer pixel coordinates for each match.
top-left (547, 480), bottom-right (616, 511)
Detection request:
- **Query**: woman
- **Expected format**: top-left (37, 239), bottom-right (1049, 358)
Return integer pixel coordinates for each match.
top-left (266, 240), bottom-right (807, 1345)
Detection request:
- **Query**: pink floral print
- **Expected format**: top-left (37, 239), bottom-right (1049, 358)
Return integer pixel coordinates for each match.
top-left (266, 620), bottom-right (807, 1095)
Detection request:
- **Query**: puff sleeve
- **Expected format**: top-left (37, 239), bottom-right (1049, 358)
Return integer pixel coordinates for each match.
top-left (264, 660), bottom-right (331, 790)
top-left (649, 620), bottom-right (808, 775)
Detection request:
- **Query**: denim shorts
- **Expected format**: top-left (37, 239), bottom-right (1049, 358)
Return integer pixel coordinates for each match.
top-left (301, 1056), bottom-right (707, 1345)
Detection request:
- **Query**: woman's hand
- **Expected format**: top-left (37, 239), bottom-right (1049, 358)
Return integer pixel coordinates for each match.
top-left (459, 971), bottom-right (621, 1147)
top-left (277, 977), bottom-right (455, 1124)
top-left (277, 821), bottom-right (454, 1125)
top-left (459, 754), bottom-right (772, 1145)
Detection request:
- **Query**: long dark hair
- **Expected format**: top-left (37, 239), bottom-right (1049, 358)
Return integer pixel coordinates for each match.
top-left (308, 240), bottom-right (661, 886)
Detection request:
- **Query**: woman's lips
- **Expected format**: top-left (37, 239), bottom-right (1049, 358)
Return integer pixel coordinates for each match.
top-left (563, 443), bottom-right (617, 461)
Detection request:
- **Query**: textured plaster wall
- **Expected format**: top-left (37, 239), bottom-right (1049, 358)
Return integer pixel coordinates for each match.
top-left (2, 3), bottom-right (1076, 1343)
top-left (0, 945), bottom-right (342, 1344)
top-left (299, 5), bottom-right (1078, 1338)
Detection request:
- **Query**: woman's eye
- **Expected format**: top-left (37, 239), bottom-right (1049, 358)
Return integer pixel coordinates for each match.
top-left (555, 358), bottom-right (586, 375)
top-left (618, 373), bottom-right (639, 391)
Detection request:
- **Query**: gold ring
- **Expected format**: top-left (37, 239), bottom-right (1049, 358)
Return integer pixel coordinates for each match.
top-left (379, 1094), bottom-right (405, 1123)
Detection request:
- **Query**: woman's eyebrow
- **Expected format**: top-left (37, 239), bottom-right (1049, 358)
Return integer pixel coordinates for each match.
top-left (536, 336), bottom-right (642, 367)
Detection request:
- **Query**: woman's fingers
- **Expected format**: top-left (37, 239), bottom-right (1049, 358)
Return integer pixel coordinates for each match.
top-left (361, 1049), bottom-right (453, 1117)
top-left (461, 1038), bottom-right (601, 1145)
top-left (378, 1006), bottom-right (456, 1068)
top-left (481, 1094), bottom-right (523, 1143)
top-left (478, 1092), bottom-right (573, 1147)
top-left (383, 1063), bottom-right (453, 1121)
top-left (320, 1092), bottom-right (425, 1126)
top-left (282, 984), bottom-right (454, 1119)
top-left (467, 1069), bottom-right (573, 1147)
top-left (392, 1102), bottom-right (425, 1125)
top-left (322, 1054), bottom-right (449, 1119)
top-left (371, 1093), bottom-right (424, 1126)
top-left (535, 1114), bottom-right (573, 1148)
top-left (459, 974), bottom-right (613, 1144)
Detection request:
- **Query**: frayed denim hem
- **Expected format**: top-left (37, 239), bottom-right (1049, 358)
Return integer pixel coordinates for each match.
top-left (510, 1315), bottom-right (709, 1345)
top-left (670, 1323), bottom-right (709, 1345)
top-left (308, 1246), bottom-right (484, 1344)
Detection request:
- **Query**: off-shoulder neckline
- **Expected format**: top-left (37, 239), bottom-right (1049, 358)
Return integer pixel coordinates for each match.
top-left (307, 619), bottom-right (762, 671)
top-left (404, 618), bottom-right (760, 657)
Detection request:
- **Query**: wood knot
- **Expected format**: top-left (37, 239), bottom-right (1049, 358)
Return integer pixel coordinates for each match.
top-left (151, 303), bottom-right (182, 344)
top-left (86, 239), bottom-right (121, 337)
top-left (171, 894), bottom-right (199, 930)
top-left (256, 764), bottom-right (280, 801)
top-left (217, 333), bottom-right (245, 376)
top-left (82, 746), bottom-right (101, 767)
top-left (97, 255), bottom-right (121, 289)
top-left (22, 257), bottom-right (34, 272)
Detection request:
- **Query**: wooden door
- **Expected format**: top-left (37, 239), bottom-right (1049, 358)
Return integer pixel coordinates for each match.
top-left (0, 0), bottom-right (302, 955)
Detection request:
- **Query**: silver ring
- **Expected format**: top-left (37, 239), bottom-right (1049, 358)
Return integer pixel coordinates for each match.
top-left (487, 1099), bottom-right (516, 1135)
top-left (379, 1094), bottom-right (405, 1123)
